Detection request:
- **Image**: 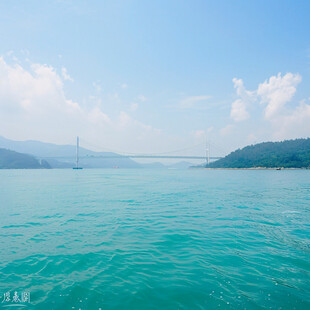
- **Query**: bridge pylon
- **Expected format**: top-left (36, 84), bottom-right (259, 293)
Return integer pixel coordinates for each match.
top-left (206, 139), bottom-right (210, 166)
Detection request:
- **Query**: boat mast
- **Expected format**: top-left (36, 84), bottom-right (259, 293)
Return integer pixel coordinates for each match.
top-left (76, 136), bottom-right (79, 168)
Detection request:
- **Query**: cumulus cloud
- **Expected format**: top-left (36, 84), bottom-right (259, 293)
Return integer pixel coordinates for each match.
top-left (257, 73), bottom-right (301, 119)
top-left (1, 55), bottom-right (309, 156)
top-left (0, 57), bottom-right (66, 114)
top-left (271, 100), bottom-right (310, 140)
top-left (230, 99), bottom-right (249, 122)
top-left (0, 57), bottom-right (162, 152)
top-left (230, 78), bottom-right (254, 122)
top-left (229, 72), bottom-right (310, 141)
top-left (232, 78), bottom-right (251, 98)
top-left (231, 73), bottom-right (302, 121)
top-left (61, 67), bottom-right (74, 82)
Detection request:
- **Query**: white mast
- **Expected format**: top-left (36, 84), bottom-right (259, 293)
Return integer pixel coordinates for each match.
top-left (76, 136), bottom-right (79, 168)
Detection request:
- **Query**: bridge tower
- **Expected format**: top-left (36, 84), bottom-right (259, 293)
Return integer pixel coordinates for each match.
top-left (206, 139), bottom-right (210, 166)
top-left (73, 136), bottom-right (83, 169)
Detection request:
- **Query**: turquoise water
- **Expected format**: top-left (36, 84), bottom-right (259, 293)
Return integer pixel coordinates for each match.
top-left (0, 169), bottom-right (309, 309)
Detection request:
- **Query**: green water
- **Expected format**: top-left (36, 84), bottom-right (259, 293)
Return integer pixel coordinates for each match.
top-left (0, 169), bottom-right (309, 309)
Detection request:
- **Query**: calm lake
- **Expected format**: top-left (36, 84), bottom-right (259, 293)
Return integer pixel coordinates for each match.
top-left (0, 169), bottom-right (309, 309)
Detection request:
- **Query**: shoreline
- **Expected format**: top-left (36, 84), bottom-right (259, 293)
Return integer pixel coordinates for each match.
top-left (191, 167), bottom-right (310, 170)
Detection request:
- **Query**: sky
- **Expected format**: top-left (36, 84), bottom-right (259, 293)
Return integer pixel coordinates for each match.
top-left (0, 0), bottom-right (310, 157)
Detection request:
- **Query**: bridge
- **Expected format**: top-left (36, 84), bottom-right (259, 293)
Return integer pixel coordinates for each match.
top-left (80, 154), bottom-right (222, 160)
top-left (46, 137), bottom-right (225, 168)
top-left (73, 137), bottom-right (225, 162)
top-left (46, 154), bottom-right (222, 161)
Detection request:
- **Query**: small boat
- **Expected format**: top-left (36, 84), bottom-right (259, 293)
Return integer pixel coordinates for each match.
top-left (276, 167), bottom-right (282, 170)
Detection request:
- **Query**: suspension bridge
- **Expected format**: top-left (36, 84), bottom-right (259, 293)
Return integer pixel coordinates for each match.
top-left (44, 137), bottom-right (225, 169)
top-left (76, 137), bottom-right (223, 165)
top-left (81, 154), bottom-right (221, 160)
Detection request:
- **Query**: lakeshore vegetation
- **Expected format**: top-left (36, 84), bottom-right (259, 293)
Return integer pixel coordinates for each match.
top-left (207, 138), bottom-right (310, 169)
top-left (0, 148), bottom-right (50, 169)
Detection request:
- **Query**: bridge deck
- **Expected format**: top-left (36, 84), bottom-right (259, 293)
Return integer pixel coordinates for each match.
top-left (44, 155), bottom-right (222, 160)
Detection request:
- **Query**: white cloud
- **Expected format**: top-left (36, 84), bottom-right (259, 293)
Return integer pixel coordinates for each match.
top-left (230, 78), bottom-right (254, 122)
top-left (179, 95), bottom-right (211, 109)
top-left (230, 72), bottom-right (304, 123)
top-left (87, 106), bottom-right (111, 124)
top-left (232, 78), bottom-right (250, 98)
top-left (121, 83), bottom-right (128, 89)
top-left (1, 56), bottom-right (309, 157)
top-left (271, 100), bottom-right (310, 140)
top-left (228, 72), bottom-right (310, 142)
top-left (230, 99), bottom-right (249, 122)
top-left (61, 67), bottom-right (74, 82)
top-left (0, 58), bottom-right (65, 114)
top-left (0, 57), bottom-right (164, 152)
top-left (256, 73), bottom-right (309, 140)
top-left (257, 72), bottom-right (301, 119)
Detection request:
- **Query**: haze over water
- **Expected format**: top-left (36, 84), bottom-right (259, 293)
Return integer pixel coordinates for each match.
top-left (0, 169), bottom-right (309, 309)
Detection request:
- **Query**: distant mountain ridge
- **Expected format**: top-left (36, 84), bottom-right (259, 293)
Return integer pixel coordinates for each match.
top-left (0, 136), bottom-right (140, 168)
top-left (0, 136), bottom-right (197, 169)
top-left (0, 136), bottom-right (122, 158)
top-left (0, 148), bottom-right (50, 169)
top-left (207, 138), bottom-right (310, 168)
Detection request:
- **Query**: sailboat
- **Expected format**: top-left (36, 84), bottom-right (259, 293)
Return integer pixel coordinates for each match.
top-left (73, 136), bottom-right (83, 169)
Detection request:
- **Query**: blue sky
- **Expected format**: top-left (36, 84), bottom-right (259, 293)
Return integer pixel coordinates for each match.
top-left (0, 0), bottom-right (309, 157)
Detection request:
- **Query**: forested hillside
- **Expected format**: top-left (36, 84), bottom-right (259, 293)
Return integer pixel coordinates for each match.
top-left (0, 148), bottom-right (50, 169)
top-left (208, 138), bottom-right (310, 168)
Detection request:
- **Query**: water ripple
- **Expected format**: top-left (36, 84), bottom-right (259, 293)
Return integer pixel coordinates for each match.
top-left (0, 169), bottom-right (309, 309)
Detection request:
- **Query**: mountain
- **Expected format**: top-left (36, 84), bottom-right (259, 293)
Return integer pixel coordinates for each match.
top-left (0, 136), bottom-right (141, 168)
top-left (0, 136), bottom-right (201, 169)
top-left (141, 162), bottom-right (167, 169)
top-left (168, 161), bottom-right (195, 169)
top-left (0, 148), bottom-right (50, 169)
top-left (207, 138), bottom-right (310, 168)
